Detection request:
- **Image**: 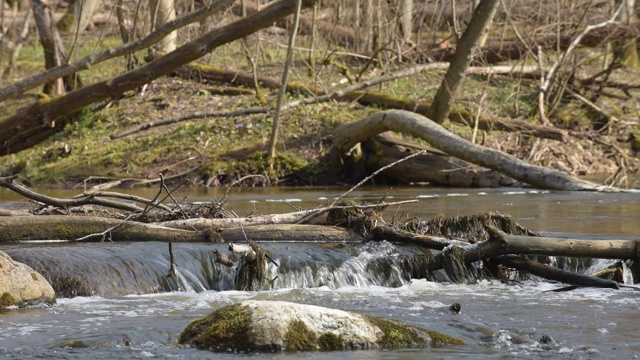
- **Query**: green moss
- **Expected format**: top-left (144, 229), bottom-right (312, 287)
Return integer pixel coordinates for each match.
top-left (55, 340), bottom-right (88, 348)
top-left (426, 330), bottom-right (465, 346)
top-left (53, 224), bottom-right (75, 239)
top-left (284, 319), bottom-right (318, 351)
top-left (31, 272), bottom-right (39, 281)
top-left (179, 304), bottom-right (252, 352)
top-left (318, 332), bottom-right (344, 351)
top-left (365, 315), bottom-right (463, 347)
top-left (0, 292), bottom-right (15, 308)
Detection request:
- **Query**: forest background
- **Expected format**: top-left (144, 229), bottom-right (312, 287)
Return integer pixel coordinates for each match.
top-left (0, 0), bottom-right (639, 189)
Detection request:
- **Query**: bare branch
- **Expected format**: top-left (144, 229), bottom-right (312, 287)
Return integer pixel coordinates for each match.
top-left (0, 0), bottom-right (234, 103)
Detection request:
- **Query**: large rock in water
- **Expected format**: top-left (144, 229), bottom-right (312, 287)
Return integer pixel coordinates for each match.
top-left (179, 300), bottom-right (463, 352)
top-left (0, 251), bottom-right (55, 307)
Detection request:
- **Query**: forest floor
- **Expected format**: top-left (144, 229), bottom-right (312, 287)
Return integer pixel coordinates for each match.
top-left (1, 29), bottom-right (639, 189)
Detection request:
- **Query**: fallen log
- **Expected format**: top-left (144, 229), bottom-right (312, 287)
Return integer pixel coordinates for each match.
top-left (218, 224), bottom-right (365, 243)
top-left (371, 226), bottom-right (468, 250)
top-left (0, 175), bottom-right (145, 213)
top-left (0, 214), bottom-right (364, 243)
top-left (332, 110), bottom-right (619, 191)
top-left (0, 215), bottom-right (210, 242)
top-left (484, 226), bottom-right (640, 260)
top-left (497, 255), bottom-right (620, 290)
top-left (157, 200), bottom-right (416, 230)
top-left (361, 134), bottom-right (521, 187)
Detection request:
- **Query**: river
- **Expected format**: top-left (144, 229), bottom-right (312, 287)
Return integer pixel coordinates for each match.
top-left (1, 186), bottom-right (639, 359)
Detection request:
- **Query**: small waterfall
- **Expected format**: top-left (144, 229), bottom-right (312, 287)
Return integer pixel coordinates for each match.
top-left (172, 267), bottom-right (207, 292)
top-left (4, 242), bottom-right (236, 297)
top-left (7, 240), bottom-right (631, 298)
top-left (265, 241), bottom-right (432, 289)
top-left (3, 241), bottom-right (432, 297)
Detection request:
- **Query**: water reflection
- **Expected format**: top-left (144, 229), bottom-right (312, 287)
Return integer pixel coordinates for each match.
top-left (2, 186), bottom-right (638, 236)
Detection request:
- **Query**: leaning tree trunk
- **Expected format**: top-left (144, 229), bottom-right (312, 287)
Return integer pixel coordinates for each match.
top-left (332, 109), bottom-right (619, 191)
top-left (429, 0), bottom-right (499, 124)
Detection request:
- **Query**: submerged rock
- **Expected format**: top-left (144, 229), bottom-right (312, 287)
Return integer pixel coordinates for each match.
top-left (0, 251), bottom-right (55, 307)
top-left (179, 300), bottom-right (463, 352)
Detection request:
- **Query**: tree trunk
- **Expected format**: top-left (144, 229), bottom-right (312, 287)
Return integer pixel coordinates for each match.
top-left (0, 0), bottom-right (317, 155)
top-left (399, 0), bottom-right (413, 42)
top-left (360, 133), bottom-right (521, 187)
top-left (149, 0), bottom-right (177, 52)
top-left (0, 215), bottom-right (364, 243)
top-left (429, 0), bottom-right (500, 124)
top-left (30, 0), bottom-right (72, 95)
top-left (332, 110), bottom-right (618, 191)
top-left (497, 255), bottom-right (620, 289)
top-left (0, 215), bottom-right (209, 242)
top-left (614, 0), bottom-right (639, 67)
top-left (75, 0), bottom-right (101, 33)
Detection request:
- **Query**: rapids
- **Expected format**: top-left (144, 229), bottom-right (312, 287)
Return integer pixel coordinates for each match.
top-left (1, 186), bottom-right (639, 359)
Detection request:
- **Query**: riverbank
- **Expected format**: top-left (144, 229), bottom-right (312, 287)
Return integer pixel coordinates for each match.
top-left (1, 32), bottom-right (639, 188)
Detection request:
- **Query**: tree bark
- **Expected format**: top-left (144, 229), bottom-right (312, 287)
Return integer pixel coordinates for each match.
top-left (0, 216), bottom-right (364, 243)
top-left (75, 0), bottom-right (101, 33)
top-left (149, 0), bottom-right (177, 52)
top-left (483, 226), bottom-right (640, 260)
top-left (218, 224), bottom-right (365, 243)
top-left (0, 215), bottom-right (210, 242)
top-left (332, 110), bottom-right (618, 191)
top-left (497, 255), bottom-right (620, 289)
top-left (361, 133), bottom-right (521, 187)
top-left (429, 0), bottom-right (499, 124)
top-left (0, 0), bottom-right (317, 156)
top-left (30, 0), bottom-right (72, 95)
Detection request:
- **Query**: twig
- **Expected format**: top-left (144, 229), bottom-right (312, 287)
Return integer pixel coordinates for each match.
top-left (223, 174), bottom-right (266, 199)
top-left (168, 242), bottom-right (177, 279)
top-left (0, 175), bottom-right (143, 213)
top-left (130, 159), bottom-right (203, 187)
top-left (157, 174), bottom-right (188, 219)
top-left (537, 5), bottom-right (623, 123)
top-left (329, 150), bottom-right (427, 208)
top-left (84, 191), bottom-right (173, 212)
top-left (110, 107), bottom-right (268, 139)
top-left (75, 213), bottom-right (136, 241)
top-left (296, 200), bottom-right (418, 225)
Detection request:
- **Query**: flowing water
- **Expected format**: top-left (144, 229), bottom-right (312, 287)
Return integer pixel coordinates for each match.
top-left (1, 186), bottom-right (639, 359)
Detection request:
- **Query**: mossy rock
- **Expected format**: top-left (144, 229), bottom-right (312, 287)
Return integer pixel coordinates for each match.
top-left (179, 300), bottom-right (463, 352)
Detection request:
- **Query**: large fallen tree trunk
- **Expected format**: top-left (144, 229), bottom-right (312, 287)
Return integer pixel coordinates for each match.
top-left (360, 133), bottom-right (522, 187)
top-left (332, 109), bottom-right (619, 191)
top-left (0, 215), bottom-right (364, 243)
top-left (0, 215), bottom-right (210, 242)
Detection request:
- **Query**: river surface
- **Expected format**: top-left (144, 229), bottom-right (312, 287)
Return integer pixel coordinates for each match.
top-left (1, 186), bottom-right (640, 359)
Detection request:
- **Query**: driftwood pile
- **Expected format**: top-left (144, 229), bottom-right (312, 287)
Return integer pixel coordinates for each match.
top-left (0, 174), bottom-right (638, 292)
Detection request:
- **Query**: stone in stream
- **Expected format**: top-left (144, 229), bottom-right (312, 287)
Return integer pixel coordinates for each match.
top-left (0, 251), bottom-right (55, 307)
top-left (179, 300), bottom-right (463, 352)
